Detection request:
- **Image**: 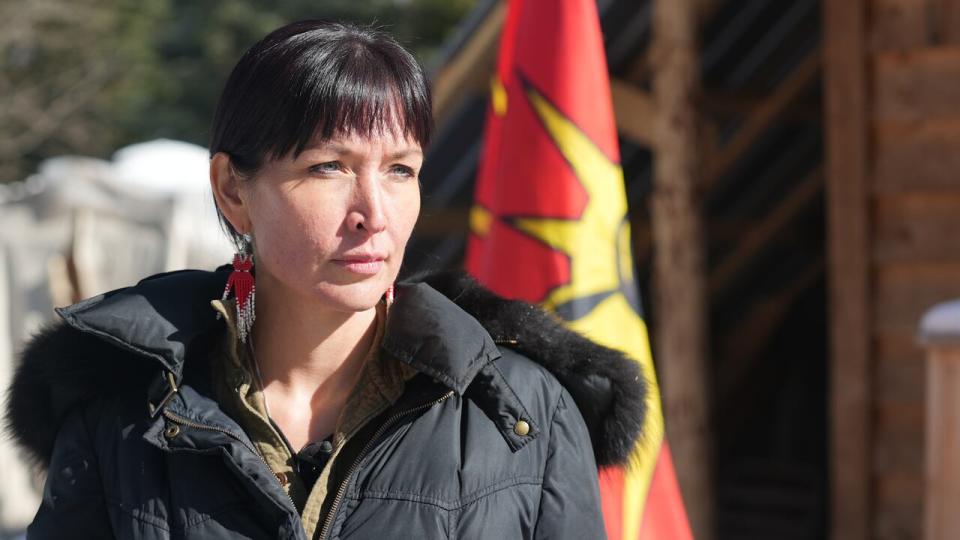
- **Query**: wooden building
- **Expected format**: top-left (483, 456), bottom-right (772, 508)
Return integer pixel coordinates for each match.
top-left (410, 0), bottom-right (960, 538)
top-left (826, 1), bottom-right (960, 539)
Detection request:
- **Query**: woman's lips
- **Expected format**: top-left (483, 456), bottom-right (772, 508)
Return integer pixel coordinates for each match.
top-left (332, 258), bottom-right (385, 275)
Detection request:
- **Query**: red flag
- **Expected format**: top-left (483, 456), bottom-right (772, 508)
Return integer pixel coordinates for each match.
top-left (465, 1), bottom-right (693, 538)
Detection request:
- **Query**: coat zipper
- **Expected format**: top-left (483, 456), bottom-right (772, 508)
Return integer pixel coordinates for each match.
top-left (161, 409), bottom-right (299, 512)
top-left (317, 389), bottom-right (455, 540)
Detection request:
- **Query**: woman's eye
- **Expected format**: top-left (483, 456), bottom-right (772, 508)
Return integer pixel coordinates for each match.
top-left (390, 164), bottom-right (416, 178)
top-left (309, 161), bottom-right (341, 174)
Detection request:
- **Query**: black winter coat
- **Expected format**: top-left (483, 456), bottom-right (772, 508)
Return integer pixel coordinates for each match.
top-left (5, 268), bottom-right (646, 539)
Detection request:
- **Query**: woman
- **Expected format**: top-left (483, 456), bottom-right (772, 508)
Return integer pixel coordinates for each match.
top-left (6, 20), bottom-right (645, 539)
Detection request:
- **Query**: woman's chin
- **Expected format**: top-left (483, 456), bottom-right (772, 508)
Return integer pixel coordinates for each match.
top-left (311, 280), bottom-right (388, 313)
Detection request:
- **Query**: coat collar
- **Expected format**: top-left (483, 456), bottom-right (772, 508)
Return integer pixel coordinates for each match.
top-left (9, 268), bottom-right (645, 468)
top-left (382, 282), bottom-right (501, 396)
top-left (54, 268), bottom-right (228, 378)
top-left (53, 268), bottom-right (503, 397)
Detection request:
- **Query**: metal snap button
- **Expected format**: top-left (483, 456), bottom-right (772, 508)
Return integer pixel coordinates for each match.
top-left (164, 424), bottom-right (181, 439)
top-left (513, 419), bottom-right (530, 437)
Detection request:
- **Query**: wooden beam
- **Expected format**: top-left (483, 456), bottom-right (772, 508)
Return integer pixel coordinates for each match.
top-left (709, 168), bottom-right (823, 295)
top-left (621, 0), bottom-right (728, 85)
top-left (650, 0), bottom-right (715, 538)
top-left (431, 1), bottom-right (506, 128)
top-left (610, 78), bottom-right (655, 145)
top-left (823, 0), bottom-right (871, 539)
top-left (703, 51), bottom-right (821, 190)
top-left (937, 0), bottom-right (960, 44)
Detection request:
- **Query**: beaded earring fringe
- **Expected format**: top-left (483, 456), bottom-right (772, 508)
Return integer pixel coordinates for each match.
top-left (221, 252), bottom-right (256, 343)
top-left (384, 284), bottom-right (395, 307)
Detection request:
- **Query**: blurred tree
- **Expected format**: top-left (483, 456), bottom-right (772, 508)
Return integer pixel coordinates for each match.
top-left (0, 0), bottom-right (476, 184)
top-left (0, 0), bottom-right (168, 183)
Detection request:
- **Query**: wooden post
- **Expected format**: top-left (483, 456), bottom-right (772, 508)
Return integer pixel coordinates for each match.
top-left (822, 1), bottom-right (871, 539)
top-left (649, 1), bottom-right (714, 539)
top-left (920, 301), bottom-right (960, 540)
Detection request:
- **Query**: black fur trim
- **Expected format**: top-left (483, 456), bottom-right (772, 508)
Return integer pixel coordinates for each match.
top-left (4, 323), bottom-right (151, 467)
top-left (416, 270), bottom-right (647, 467)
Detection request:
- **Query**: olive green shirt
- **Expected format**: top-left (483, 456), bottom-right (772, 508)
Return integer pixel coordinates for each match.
top-left (209, 299), bottom-right (416, 539)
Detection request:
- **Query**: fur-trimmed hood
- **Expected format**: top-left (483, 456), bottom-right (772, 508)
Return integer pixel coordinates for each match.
top-left (5, 268), bottom-right (645, 469)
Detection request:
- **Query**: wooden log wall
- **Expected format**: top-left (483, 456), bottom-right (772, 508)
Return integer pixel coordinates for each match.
top-left (826, 0), bottom-right (960, 538)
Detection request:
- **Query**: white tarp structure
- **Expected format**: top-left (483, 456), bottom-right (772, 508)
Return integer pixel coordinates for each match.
top-left (0, 140), bottom-right (233, 534)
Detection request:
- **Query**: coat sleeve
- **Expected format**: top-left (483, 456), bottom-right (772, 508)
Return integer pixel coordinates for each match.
top-left (27, 408), bottom-right (113, 539)
top-left (533, 388), bottom-right (608, 540)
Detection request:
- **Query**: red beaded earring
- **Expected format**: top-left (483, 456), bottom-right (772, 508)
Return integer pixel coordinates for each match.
top-left (221, 233), bottom-right (256, 343)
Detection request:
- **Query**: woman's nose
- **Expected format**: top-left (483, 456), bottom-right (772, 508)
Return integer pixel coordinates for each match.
top-left (347, 175), bottom-right (387, 234)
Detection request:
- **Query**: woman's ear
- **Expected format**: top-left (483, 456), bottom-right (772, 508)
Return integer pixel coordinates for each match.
top-left (210, 152), bottom-right (251, 234)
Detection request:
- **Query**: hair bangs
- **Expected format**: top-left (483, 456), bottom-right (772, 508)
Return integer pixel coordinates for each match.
top-left (262, 32), bottom-right (432, 161)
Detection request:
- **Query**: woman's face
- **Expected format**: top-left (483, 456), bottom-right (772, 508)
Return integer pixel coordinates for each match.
top-left (222, 128), bottom-right (422, 313)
